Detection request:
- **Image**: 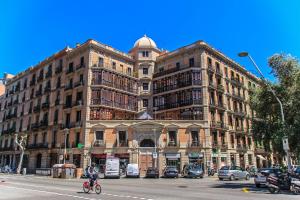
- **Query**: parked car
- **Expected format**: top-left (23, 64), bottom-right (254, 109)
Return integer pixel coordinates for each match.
top-left (218, 166), bottom-right (250, 181)
top-left (145, 167), bottom-right (159, 178)
top-left (163, 166), bottom-right (179, 178)
top-left (254, 168), bottom-right (282, 187)
top-left (182, 164), bottom-right (204, 178)
top-left (126, 164), bottom-right (140, 178)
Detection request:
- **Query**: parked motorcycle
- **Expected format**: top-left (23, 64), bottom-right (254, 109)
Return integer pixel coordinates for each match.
top-left (267, 173), bottom-right (291, 193)
top-left (208, 167), bottom-right (215, 176)
top-left (290, 177), bottom-right (300, 195)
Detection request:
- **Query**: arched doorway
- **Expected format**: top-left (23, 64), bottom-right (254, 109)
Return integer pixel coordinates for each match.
top-left (36, 154), bottom-right (42, 169)
top-left (140, 139), bottom-right (155, 147)
top-left (139, 139), bottom-right (155, 176)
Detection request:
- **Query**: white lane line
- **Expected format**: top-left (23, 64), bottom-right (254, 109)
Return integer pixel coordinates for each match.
top-left (2, 185), bottom-right (99, 200)
top-left (6, 182), bottom-right (155, 200)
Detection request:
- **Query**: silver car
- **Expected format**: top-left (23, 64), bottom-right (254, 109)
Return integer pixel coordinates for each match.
top-left (218, 166), bottom-right (250, 181)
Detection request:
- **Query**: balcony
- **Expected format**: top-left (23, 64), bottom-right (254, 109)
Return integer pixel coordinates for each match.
top-left (187, 140), bottom-right (202, 148)
top-left (76, 63), bottom-right (85, 70)
top-left (153, 62), bottom-right (200, 78)
top-left (233, 110), bottom-right (245, 117)
top-left (30, 79), bottom-right (36, 86)
top-left (255, 147), bottom-right (267, 154)
top-left (45, 71), bottom-right (52, 78)
top-left (42, 102), bottom-right (50, 110)
top-left (231, 78), bottom-right (243, 87)
top-left (55, 99), bottom-right (60, 105)
top-left (216, 69), bottom-right (223, 76)
top-left (13, 99), bottom-right (19, 105)
top-left (27, 143), bottom-right (48, 149)
top-left (64, 84), bottom-right (73, 91)
top-left (167, 140), bottom-right (180, 147)
top-left (44, 86), bottom-right (51, 93)
top-left (73, 100), bottom-right (83, 107)
top-left (31, 122), bottom-right (39, 130)
top-left (207, 64), bottom-right (215, 73)
top-left (55, 66), bottom-right (63, 74)
top-left (220, 143), bottom-right (228, 151)
top-left (210, 121), bottom-right (228, 129)
top-left (64, 102), bottom-right (73, 109)
top-left (217, 103), bottom-right (226, 111)
top-left (37, 75), bottom-right (44, 82)
top-left (66, 67), bottom-right (74, 74)
top-left (93, 140), bottom-right (106, 147)
top-left (236, 144), bottom-right (248, 153)
top-left (39, 120), bottom-right (48, 129)
top-left (33, 105), bottom-right (41, 113)
top-left (211, 141), bottom-right (219, 149)
top-left (74, 80), bottom-right (84, 88)
top-left (35, 89), bottom-right (42, 97)
top-left (232, 93), bottom-right (244, 101)
top-left (217, 84), bottom-right (224, 92)
top-left (116, 140), bottom-right (128, 147)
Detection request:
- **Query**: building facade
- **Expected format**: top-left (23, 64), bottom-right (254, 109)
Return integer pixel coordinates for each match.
top-left (0, 36), bottom-right (270, 174)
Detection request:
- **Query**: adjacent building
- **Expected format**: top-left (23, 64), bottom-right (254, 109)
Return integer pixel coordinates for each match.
top-left (0, 36), bottom-right (270, 175)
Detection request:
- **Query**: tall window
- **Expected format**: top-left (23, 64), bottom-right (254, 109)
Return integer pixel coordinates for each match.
top-left (42, 132), bottom-right (47, 144)
top-left (143, 83), bottom-right (149, 91)
top-left (143, 67), bottom-right (148, 75)
top-left (76, 111), bottom-right (81, 122)
top-left (127, 67), bottom-right (132, 75)
top-left (95, 131), bottom-right (104, 141)
top-left (97, 57), bottom-right (103, 67)
top-left (168, 131), bottom-right (177, 146)
top-left (75, 132), bottom-right (80, 146)
top-left (112, 61), bottom-right (116, 70)
top-left (142, 99), bottom-right (148, 107)
top-left (189, 58), bottom-right (194, 67)
top-left (176, 62), bottom-right (180, 68)
top-left (80, 56), bottom-right (84, 65)
top-left (142, 51), bottom-right (149, 57)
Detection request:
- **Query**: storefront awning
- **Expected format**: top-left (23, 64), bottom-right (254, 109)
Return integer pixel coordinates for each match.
top-left (257, 155), bottom-right (267, 161)
top-left (165, 153), bottom-right (180, 159)
top-left (188, 152), bottom-right (204, 158)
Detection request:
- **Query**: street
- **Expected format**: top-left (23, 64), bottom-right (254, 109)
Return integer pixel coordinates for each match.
top-left (0, 174), bottom-right (298, 200)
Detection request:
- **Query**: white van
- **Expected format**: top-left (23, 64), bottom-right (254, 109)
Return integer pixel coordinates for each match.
top-left (104, 157), bottom-right (120, 178)
top-left (126, 164), bottom-right (140, 178)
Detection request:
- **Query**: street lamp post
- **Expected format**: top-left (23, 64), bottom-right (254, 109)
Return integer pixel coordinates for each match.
top-left (238, 52), bottom-right (292, 171)
top-left (63, 128), bottom-right (69, 164)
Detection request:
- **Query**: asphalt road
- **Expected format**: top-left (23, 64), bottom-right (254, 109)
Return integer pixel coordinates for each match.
top-left (0, 174), bottom-right (298, 200)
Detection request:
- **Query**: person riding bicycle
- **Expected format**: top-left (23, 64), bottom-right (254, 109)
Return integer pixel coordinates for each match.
top-left (88, 163), bottom-right (98, 187)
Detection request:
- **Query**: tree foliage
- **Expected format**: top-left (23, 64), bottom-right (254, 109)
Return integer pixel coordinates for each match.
top-left (250, 54), bottom-right (300, 161)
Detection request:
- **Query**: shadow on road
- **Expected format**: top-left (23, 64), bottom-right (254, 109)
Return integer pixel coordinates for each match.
top-left (211, 182), bottom-right (296, 196)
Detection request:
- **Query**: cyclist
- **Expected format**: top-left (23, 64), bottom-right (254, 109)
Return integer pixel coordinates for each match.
top-left (88, 163), bottom-right (98, 188)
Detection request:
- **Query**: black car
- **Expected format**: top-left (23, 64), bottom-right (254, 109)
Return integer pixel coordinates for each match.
top-left (163, 166), bottom-right (179, 178)
top-left (145, 167), bottom-right (159, 178)
top-left (182, 164), bottom-right (204, 178)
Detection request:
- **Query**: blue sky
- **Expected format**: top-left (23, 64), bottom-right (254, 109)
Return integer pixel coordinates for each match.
top-left (1, 0), bottom-right (300, 80)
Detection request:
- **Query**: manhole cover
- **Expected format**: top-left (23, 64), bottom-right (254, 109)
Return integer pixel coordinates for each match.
top-left (178, 185), bottom-right (188, 188)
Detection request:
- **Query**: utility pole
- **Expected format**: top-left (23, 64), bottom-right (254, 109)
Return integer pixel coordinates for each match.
top-left (238, 52), bottom-right (292, 171)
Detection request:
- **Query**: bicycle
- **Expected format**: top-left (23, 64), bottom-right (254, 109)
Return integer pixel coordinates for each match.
top-left (82, 179), bottom-right (102, 194)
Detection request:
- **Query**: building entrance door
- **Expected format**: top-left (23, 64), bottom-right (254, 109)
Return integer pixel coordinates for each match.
top-left (139, 153), bottom-right (153, 176)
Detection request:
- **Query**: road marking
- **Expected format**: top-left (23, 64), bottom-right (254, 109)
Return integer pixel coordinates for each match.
top-left (5, 181), bottom-right (154, 200)
top-left (2, 185), bottom-right (99, 200)
top-left (242, 187), bottom-right (249, 193)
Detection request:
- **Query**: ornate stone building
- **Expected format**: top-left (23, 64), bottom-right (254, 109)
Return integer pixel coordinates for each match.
top-left (0, 36), bottom-right (268, 174)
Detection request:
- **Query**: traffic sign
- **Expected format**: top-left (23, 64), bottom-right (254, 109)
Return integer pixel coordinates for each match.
top-left (282, 137), bottom-right (289, 151)
top-left (153, 152), bottom-right (157, 158)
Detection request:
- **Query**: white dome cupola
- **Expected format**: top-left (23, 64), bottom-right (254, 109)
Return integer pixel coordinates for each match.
top-left (133, 34), bottom-right (157, 48)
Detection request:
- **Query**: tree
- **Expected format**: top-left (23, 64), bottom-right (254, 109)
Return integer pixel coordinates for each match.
top-left (250, 54), bottom-right (300, 163)
top-left (15, 134), bottom-right (27, 174)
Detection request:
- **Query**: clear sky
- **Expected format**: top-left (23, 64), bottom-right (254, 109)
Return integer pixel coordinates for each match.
top-left (1, 0), bottom-right (300, 80)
